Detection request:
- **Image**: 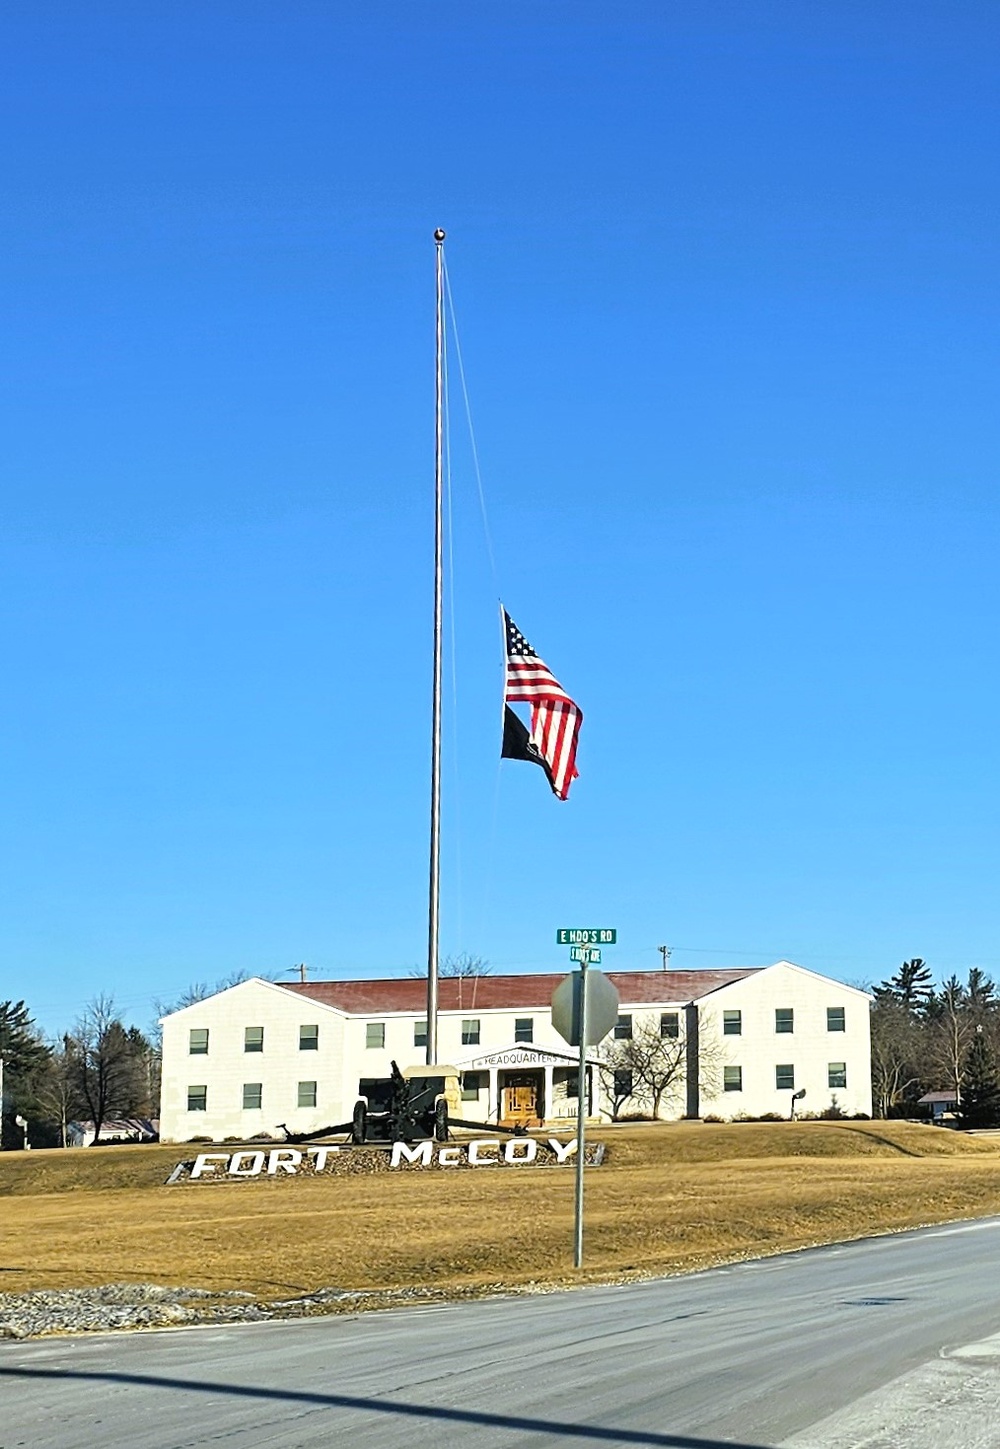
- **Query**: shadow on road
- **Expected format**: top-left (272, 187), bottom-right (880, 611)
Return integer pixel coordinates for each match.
top-left (0, 1364), bottom-right (773, 1447)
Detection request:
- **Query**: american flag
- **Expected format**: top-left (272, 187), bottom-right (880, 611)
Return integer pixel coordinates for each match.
top-left (503, 608), bottom-right (582, 801)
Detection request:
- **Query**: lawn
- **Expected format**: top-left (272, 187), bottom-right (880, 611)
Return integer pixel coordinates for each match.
top-left (3, 1121), bottom-right (1000, 1302)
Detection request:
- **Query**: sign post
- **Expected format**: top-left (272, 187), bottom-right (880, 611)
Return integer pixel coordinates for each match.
top-left (573, 949), bottom-right (592, 1268)
top-left (552, 929), bottom-right (619, 1268)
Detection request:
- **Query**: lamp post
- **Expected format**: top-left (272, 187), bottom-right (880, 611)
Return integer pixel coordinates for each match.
top-left (14, 1113), bottom-right (28, 1150)
top-left (790, 1088), bottom-right (806, 1121)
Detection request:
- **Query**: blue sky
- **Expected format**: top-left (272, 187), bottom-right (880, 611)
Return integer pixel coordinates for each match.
top-left (2, 2), bottom-right (999, 1036)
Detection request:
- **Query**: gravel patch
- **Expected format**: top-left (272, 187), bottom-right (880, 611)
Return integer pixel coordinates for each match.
top-left (0, 1278), bottom-right (568, 1340)
top-left (0, 1283), bottom-right (265, 1340)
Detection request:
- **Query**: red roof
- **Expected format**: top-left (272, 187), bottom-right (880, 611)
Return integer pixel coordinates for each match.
top-left (277, 968), bottom-right (758, 1015)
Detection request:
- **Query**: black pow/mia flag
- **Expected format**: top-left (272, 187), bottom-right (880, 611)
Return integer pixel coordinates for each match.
top-left (501, 705), bottom-right (554, 791)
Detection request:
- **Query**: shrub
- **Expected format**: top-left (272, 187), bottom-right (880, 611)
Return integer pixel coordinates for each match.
top-left (819, 1095), bottom-right (847, 1120)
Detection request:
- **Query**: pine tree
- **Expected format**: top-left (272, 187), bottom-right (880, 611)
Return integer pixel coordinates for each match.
top-left (957, 1030), bottom-right (1000, 1129)
top-left (0, 1001), bottom-right (53, 1149)
top-left (874, 959), bottom-right (934, 1013)
top-left (966, 968), bottom-right (996, 1017)
top-left (0, 1000), bottom-right (50, 1079)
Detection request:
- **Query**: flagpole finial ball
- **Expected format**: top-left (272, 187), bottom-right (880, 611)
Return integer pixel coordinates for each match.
top-left (434, 228), bottom-right (446, 243)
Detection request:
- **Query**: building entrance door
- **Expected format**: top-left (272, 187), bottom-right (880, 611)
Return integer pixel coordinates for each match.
top-left (500, 1072), bottom-right (542, 1127)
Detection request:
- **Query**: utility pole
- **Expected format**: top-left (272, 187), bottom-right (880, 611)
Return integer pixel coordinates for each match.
top-left (298, 963), bottom-right (307, 983)
top-left (658, 945), bottom-right (671, 971)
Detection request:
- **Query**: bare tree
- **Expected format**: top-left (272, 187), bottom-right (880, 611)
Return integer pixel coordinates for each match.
top-left (598, 1019), bottom-right (688, 1120)
top-left (71, 995), bottom-right (141, 1144)
top-left (869, 1000), bottom-right (922, 1118)
top-left (408, 953), bottom-right (492, 979)
top-left (34, 1037), bottom-right (80, 1148)
top-left (925, 976), bottom-right (974, 1104)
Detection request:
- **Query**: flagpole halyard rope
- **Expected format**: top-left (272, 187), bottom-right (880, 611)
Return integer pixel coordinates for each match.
top-left (443, 258), bottom-right (500, 593)
top-left (443, 301), bottom-right (464, 957)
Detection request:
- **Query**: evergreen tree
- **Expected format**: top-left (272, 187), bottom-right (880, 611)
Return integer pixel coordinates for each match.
top-left (957, 1030), bottom-right (1000, 1129)
top-left (966, 968), bottom-right (996, 1018)
top-left (874, 959), bottom-right (934, 1013)
top-left (0, 1001), bottom-right (52, 1148)
top-left (0, 1000), bottom-right (50, 1079)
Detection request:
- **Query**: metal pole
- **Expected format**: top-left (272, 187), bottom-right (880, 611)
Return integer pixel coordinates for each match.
top-left (573, 956), bottom-right (589, 1267)
top-left (427, 227), bottom-right (446, 1067)
top-left (0, 1057), bottom-right (4, 1150)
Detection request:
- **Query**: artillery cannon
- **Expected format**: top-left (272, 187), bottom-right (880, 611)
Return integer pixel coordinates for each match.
top-left (280, 1060), bottom-right (529, 1146)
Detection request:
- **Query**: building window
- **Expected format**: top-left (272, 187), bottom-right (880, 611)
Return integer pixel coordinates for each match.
top-left (565, 1076), bottom-right (579, 1098)
top-left (414, 1019), bottom-right (428, 1049)
top-left (461, 1018), bottom-right (480, 1046)
top-left (299, 1025), bottom-right (319, 1051)
top-left (827, 1007), bottom-right (846, 1032)
top-left (775, 1064), bottom-right (795, 1091)
top-left (723, 1066), bottom-right (743, 1092)
top-left (244, 1026), bottom-right (264, 1053)
top-left (366, 1022), bottom-right (385, 1050)
top-left (514, 1017), bottom-right (534, 1043)
top-left (243, 1082), bottom-right (263, 1110)
top-left (189, 1028), bottom-right (209, 1055)
top-left (828, 1062), bottom-right (847, 1089)
top-left (461, 1071), bottom-right (483, 1101)
top-left (775, 1009), bottom-right (794, 1034)
top-left (660, 1013), bottom-right (679, 1039)
top-left (613, 1070), bottom-right (633, 1099)
top-left (614, 1014), bottom-right (633, 1040)
top-left (723, 1010), bottom-right (742, 1036)
top-left (187, 1085), bottom-right (207, 1111)
top-left (298, 1080), bottom-right (317, 1108)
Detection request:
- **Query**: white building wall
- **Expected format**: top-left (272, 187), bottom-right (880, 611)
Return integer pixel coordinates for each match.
top-left (160, 979), bottom-right (347, 1143)
top-left (697, 964), bottom-right (872, 1119)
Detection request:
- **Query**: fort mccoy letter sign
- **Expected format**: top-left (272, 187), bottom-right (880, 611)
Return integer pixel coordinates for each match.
top-left (168, 1137), bottom-right (605, 1184)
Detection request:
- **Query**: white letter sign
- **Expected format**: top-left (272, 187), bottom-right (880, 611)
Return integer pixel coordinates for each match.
top-left (390, 1141), bottom-right (433, 1167)
top-left (468, 1139), bottom-right (500, 1165)
top-left (190, 1153), bottom-right (228, 1179)
top-left (228, 1151), bottom-right (266, 1177)
top-left (504, 1138), bottom-right (538, 1164)
top-left (548, 1138), bottom-right (577, 1163)
top-left (267, 1149), bottom-right (302, 1175)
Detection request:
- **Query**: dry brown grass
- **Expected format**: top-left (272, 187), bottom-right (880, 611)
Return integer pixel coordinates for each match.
top-left (4, 1121), bottom-right (1000, 1301)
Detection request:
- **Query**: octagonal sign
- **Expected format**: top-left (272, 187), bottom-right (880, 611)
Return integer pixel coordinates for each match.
top-left (551, 969), bottom-right (620, 1047)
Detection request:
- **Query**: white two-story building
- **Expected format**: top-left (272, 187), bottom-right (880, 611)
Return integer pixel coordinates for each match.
top-left (158, 961), bottom-right (872, 1142)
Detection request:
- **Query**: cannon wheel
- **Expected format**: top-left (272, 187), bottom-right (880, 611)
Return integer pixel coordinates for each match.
top-left (352, 1100), bottom-right (367, 1144)
top-left (433, 1097), bottom-right (449, 1142)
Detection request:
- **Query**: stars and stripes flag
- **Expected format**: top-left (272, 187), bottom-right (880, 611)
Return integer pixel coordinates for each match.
top-left (501, 607), bottom-right (582, 801)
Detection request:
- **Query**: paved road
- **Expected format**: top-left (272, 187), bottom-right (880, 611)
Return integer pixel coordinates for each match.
top-left (4, 1219), bottom-right (1000, 1448)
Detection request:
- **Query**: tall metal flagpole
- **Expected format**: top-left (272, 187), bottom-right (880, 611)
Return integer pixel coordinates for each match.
top-left (427, 227), bottom-right (446, 1067)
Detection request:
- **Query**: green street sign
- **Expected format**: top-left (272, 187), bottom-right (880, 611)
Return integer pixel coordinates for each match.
top-left (557, 928), bottom-right (616, 946)
top-left (570, 944), bottom-right (601, 964)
